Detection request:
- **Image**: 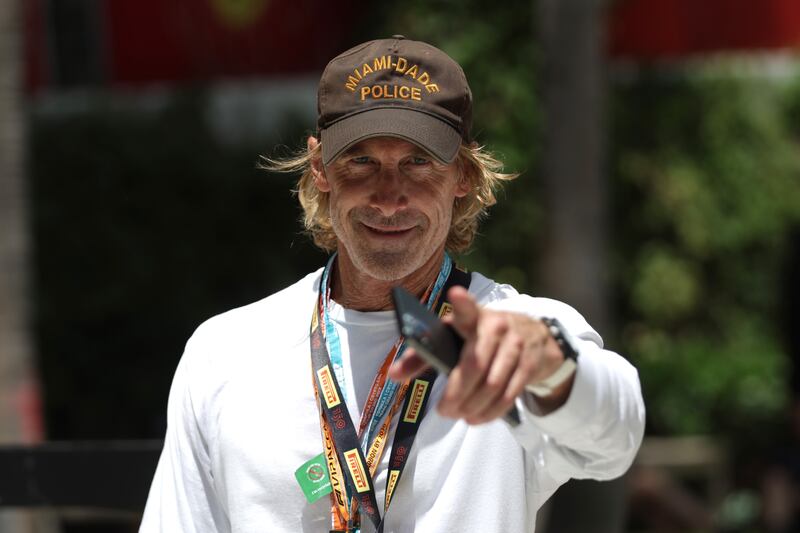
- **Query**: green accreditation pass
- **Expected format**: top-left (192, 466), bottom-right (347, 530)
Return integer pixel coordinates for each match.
top-left (295, 453), bottom-right (332, 503)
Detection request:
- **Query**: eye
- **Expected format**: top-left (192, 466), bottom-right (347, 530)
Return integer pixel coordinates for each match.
top-left (351, 155), bottom-right (371, 164)
top-left (410, 156), bottom-right (430, 165)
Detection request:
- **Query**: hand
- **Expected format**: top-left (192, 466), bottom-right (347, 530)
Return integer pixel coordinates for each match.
top-left (388, 286), bottom-right (574, 424)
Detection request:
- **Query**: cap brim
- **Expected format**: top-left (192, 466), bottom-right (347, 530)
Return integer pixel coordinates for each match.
top-left (320, 107), bottom-right (462, 165)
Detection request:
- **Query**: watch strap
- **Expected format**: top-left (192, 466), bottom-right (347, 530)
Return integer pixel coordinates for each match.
top-left (526, 358), bottom-right (577, 396)
top-left (525, 317), bottom-right (580, 397)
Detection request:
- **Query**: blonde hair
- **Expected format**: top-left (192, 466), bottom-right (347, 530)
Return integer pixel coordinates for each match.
top-left (262, 140), bottom-right (518, 253)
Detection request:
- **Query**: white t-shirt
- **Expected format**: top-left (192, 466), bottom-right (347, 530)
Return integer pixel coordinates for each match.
top-left (140, 269), bottom-right (645, 533)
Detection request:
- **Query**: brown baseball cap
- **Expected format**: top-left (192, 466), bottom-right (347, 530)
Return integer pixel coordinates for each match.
top-left (317, 35), bottom-right (472, 165)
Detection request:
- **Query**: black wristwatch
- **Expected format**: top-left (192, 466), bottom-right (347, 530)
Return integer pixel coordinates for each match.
top-left (526, 317), bottom-right (580, 397)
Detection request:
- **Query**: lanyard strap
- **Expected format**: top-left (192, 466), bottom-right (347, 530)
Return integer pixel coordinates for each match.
top-left (310, 254), bottom-right (469, 532)
top-left (381, 266), bottom-right (469, 515)
top-left (312, 317), bottom-right (376, 528)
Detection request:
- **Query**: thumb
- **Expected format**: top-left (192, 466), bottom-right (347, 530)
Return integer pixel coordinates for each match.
top-left (388, 348), bottom-right (430, 382)
top-left (446, 286), bottom-right (479, 340)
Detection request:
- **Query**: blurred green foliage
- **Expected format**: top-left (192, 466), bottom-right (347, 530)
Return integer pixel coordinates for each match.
top-left (382, 1), bottom-right (800, 442)
top-left (30, 91), bottom-right (325, 438)
top-left (611, 68), bottom-right (800, 439)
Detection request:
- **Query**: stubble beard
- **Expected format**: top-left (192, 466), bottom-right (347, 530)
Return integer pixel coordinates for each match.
top-left (347, 248), bottom-right (418, 281)
top-left (331, 207), bottom-right (444, 282)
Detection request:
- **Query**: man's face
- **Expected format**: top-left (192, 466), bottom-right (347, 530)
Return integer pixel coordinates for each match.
top-left (313, 137), bottom-right (468, 281)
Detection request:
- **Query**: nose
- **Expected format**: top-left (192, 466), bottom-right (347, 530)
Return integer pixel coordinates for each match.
top-left (369, 168), bottom-right (408, 217)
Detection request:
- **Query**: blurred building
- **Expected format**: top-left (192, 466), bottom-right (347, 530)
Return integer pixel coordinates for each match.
top-left (610, 0), bottom-right (800, 59)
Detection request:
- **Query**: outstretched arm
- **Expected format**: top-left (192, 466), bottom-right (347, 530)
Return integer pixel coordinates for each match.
top-left (389, 285), bottom-right (576, 422)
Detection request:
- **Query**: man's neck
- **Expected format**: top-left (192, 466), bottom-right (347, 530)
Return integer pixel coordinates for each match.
top-left (330, 249), bottom-right (446, 311)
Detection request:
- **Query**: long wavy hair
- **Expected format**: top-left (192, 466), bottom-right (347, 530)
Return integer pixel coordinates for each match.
top-left (262, 139), bottom-right (517, 253)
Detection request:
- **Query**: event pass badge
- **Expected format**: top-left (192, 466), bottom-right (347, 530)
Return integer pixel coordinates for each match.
top-left (295, 453), bottom-right (333, 503)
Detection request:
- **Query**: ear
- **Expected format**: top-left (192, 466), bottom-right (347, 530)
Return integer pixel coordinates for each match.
top-left (454, 172), bottom-right (470, 198)
top-left (453, 147), bottom-right (472, 198)
top-left (308, 136), bottom-right (330, 192)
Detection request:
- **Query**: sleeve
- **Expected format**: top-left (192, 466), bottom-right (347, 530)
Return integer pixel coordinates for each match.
top-left (486, 295), bottom-right (646, 487)
top-left (139, 334), bottom-right (230, 533)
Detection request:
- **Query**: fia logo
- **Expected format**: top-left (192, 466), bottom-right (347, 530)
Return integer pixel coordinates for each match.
top-left (306, 462), bottom-right (325, 483)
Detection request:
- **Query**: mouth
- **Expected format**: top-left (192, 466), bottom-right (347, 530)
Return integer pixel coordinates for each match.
top-left (361, 223), bottom-right (415, 238)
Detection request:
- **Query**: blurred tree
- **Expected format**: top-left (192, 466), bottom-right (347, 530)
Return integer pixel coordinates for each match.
top-left (30, 92), bottom-right (325, 440)
top-left (0, 1), bottom-right (58, 532)
top-left (611, 68), bottom-right (800, 442)
top-left (538, 0), bottom-right (612, 335)
top-left (0, 0), bottom-right (38, 446)
top-left (536, 2), bottom-right (629, 532)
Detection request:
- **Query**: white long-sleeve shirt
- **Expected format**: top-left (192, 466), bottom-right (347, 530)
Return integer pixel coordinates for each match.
top-left (140, 270), bottom-right (645, 532)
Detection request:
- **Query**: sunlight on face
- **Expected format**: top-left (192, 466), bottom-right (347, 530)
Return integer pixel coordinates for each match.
top-left (322, 137), bottom-right (466, 281)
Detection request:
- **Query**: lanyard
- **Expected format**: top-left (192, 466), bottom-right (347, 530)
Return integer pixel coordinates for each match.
top-left (319, 253), bottom-right (452, 451)
top-left (310, 254), bottom-right (468, 532)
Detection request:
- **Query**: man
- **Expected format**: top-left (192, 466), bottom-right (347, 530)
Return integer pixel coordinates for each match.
top-left (141, 36), bottom-right (645, 533)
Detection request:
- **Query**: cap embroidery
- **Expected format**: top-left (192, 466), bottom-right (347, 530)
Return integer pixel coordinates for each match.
top-left (343, 55), bottom-right (440, 97)
top-left (318, 37), bottom-right (471, 163)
